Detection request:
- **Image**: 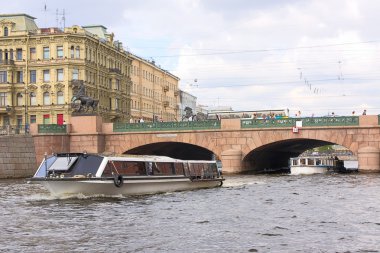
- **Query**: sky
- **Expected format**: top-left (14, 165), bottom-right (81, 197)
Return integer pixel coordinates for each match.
top-left (3, 0), bottom-right (380, 116)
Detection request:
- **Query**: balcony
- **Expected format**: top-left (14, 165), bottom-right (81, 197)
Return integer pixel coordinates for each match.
top-left (174, 90), bottom-right (180, 96)
top-left (163, 101), bottom-right (169, 107)
top-left (163, 86), bottom-right (169, 92)
top-left (0, 59), bottom-right (15, 65)
top-left (0, 105), bottom-right (13, 114)
top-left (109, 68), bottom-right (122, 75)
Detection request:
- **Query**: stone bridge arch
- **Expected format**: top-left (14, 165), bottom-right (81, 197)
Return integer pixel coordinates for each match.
top-left (123, 142), bottom-right (216, 160)
top-left (105, 133), bottom-right (221, 161)
top-left (238, 128), bottom-right (358, 172)
top-left (242, 138), bottom-right (348, 172)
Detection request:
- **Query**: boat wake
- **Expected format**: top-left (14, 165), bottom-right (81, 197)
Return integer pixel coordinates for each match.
top-left (25, 193), bottom-right (127, 201)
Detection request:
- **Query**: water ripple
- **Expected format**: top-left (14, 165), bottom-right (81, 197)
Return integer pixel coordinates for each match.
top-left (0, 174), bottom-right (380, 252)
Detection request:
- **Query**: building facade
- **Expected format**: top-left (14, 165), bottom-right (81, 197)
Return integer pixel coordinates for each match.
top-left (0, 13), bottom-right (180, 127)
top-left (130, 54), bottom-right (180, 122)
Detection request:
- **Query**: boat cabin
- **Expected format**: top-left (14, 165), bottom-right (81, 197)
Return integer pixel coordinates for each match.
top-left (34, 153), bottom-right (221, 180)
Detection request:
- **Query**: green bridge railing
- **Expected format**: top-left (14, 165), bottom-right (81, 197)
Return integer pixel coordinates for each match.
top-left (114, 120), bottom-right (221, 132)
top-left (38, 124), bottom-right (67, 134)
top-left (241, 116), bottom-right (359, 128)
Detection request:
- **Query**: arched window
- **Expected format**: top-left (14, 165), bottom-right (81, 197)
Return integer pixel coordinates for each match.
top-left (4, 27), bottom-right (8, 36)
top-left (30, 92), bottom-right (37, 106)
top-left (70, 46), bottom-right (74, 58)
top-left (43, 92), bottom-right (50, 105)
top-left (17, 93), bottom-right (23, 106)
top-left (75, 46), bottom-right (80, 58)
top-left (57, 91), bottom-right (64, 104)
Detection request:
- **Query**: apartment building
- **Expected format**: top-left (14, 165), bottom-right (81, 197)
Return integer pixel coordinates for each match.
top-left (0, 13), bottom-right (181, 127)
top-left (130, 54), bottom-right (180, 122)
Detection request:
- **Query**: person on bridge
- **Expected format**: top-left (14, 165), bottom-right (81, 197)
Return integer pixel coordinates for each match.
top-left (362, 110), bottom-right (367, 115)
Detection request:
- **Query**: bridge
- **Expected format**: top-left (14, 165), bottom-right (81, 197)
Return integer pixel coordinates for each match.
top-left (30, 115), bottom-right (380, 173)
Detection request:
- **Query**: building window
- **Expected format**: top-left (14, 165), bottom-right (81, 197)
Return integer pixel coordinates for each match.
top-left (30, 70), bottom-right (36, 83)
top-left (57, 46), bottom-right (63, 58)
top-left (57, 69), bottom-right (64, 81)
top-left (115, 79), bottom-right (120, 90)
top-left (30, 115), bottom-right (36, 123)
top-left (16, 49), bottom-right (22, 60)
top-left (70, 46), bottom-right (74, 58)
top-left (57, 91), bottom-right (64, 104)
top-left (115, 98), bottom-right (119, 110)
top-left (43, 114), bottom-right (50, 124)
top-left (16, 71), bottom-right (23, 83)
top-left (0, 71), bottom-right (7, 83)
top-left (72, 68), bottom-right (78, 80)
top-left (43, 70), bottom-right (50, 82)
top-left (30, 48), bottom-right (36, 60)
top-left (75, 46), bottom-right (80, 58)
top-left (43, 92), bottom-right (50, 105)
top-left (43, 47), bottom-right (50, 59)
top-left (30, 92), bottom-right (37, 106)
top-left (17, 115), bottom-right (23, 126)
top-left (0, 92), bottom-right (6, 106)
top-left (3, 27), bottom-right (8, 36)
top-left (9, 49), bottom-right (13, 60)
top-left (16, 93), bottom-right (23, 106)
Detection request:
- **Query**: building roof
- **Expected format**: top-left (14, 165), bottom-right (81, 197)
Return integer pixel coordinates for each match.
top-left (129, 53), bottom-right (180, 81)
top-left (82, 25), bottom-right (108, 40)
top-left (0, 13), bottom-right (38, 31)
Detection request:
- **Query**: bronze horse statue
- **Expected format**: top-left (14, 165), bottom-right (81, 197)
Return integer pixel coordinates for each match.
top-left (71, 96), bottom-right (99, 112)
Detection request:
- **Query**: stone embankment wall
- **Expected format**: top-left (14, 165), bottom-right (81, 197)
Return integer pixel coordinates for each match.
top-left (0, 135), bottom-right (36, 179)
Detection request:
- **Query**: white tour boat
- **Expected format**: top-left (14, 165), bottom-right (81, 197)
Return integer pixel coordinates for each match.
top-left (289, 156), bottom-right (345, 175)
top-left (29, 152), bottom-right (224, 196)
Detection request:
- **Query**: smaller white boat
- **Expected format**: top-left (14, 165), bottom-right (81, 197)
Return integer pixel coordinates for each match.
top-left (29, 152), bottom-right (224, 197)
top-left (289, 156), bottom-right (344, 175)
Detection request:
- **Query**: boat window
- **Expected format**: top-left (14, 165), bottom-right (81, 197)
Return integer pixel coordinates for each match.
top-left (48, 157), bottom-right (78, 171)
top-left (68, 155), bottom-right (104, 176)
top-left (300, 159), bottom-right (306, 165)
top-left (153, 162), bottom-right (175, 175)
top-left (188, 163), bottom-right (217, 179)
top-left (292, 160), bottom-right (298, 166)
top-left (316, 159), bottom-right (321, 165)
top-left (307, 158), bottom-right (314, 166)
top-left (102, 161), bottom-right (145, 176)
top-left (34, 155), bottom-right (57, 177)
top-left (174, 163), bottom-right (184, 175)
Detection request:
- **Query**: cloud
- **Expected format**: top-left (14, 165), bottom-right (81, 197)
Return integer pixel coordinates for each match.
top-left (4, 0), bottom-right (380, 115)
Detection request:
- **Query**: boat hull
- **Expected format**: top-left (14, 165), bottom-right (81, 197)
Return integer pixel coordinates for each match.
top-left (34, 177), bottom-right (223, 197)
top-left (290, 166), bottom-right (330, 175)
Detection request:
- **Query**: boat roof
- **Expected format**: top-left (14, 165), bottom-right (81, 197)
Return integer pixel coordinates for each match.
top-left (290, 156), bottom-right (336, 160)
top-left (53, 153), bottom-right (217, 163)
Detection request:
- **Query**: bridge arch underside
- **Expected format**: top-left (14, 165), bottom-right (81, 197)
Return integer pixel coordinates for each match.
top-left (124, 142), bottom-right (215, 160)
top-left (244, 138), bottom-right (336, 173)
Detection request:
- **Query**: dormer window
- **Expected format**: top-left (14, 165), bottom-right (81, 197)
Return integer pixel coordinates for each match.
top-left (4, 27), bottom-right (8, 36)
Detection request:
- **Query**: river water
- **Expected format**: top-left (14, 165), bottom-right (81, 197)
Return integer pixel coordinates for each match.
top-left (1, 173), bottom-right (380, 253)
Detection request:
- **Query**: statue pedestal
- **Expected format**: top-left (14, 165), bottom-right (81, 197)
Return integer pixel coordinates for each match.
top-left (70, 115), bottom-right (103, 134)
